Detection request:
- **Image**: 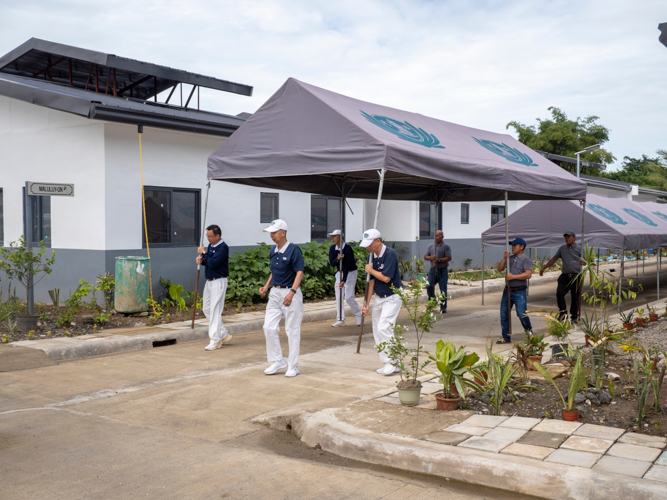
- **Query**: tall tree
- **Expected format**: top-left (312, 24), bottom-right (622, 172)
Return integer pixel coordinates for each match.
top-left (606, 151), bottom-right (667, 191)
top-left (507, 107), bottom-right (614, 176)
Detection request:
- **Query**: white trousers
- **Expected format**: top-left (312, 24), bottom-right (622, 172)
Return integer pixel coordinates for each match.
top-left (202, 278), bottom-right (229, 342)
top-left (263, 287), bottom-right (304, 370)
top-left (372, 294), bottom-right (402, 364)
top-left (335, 269), bottom-right (361, 322)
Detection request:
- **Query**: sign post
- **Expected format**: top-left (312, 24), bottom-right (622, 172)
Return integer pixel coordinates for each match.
top-left (23, 182), bottom-right (74, 315)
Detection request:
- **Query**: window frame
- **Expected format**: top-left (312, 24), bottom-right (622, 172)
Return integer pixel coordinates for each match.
top-left (461, 203), bottom-right (470, 225)
top-left (142, 186), bottom-right (201, 248)
top-left (419, 202), bottom-right (435, 238)
top-left (491, 205), bottom-right (506, 226)
top-left (22, 187), bottom-right (51, 248)
top-left (260, 192), bottom-right (280, 223)
top-left (310, 195), bottom-right (342, 241)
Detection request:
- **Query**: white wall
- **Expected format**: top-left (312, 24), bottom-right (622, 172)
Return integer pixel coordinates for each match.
top-left (0, 96), bottom-right (105, 249)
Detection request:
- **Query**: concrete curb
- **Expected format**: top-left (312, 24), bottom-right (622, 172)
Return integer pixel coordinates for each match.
top-left (252, 407), bottom-right (666, 500)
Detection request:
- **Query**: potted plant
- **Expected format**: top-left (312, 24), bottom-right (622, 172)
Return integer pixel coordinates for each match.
top-left (376, 281), bottom-right (441, 406)
top-left (579, 311), bottom-right (601, 347)
top-left (634, 308), bottom-right (646, 328)
top-left (471, 354), bottom-right (504, 385)
top-left (413, 256), bottom-right (427, 282)
top-left (619, 310), bottom-right (634, 331)
top-left (399, 259), bottom-right (413, 281)
top-left (0, 236), bottom-right (57, 331)
top-left (522, 333), bottom-right (548, 370)
top-left (426, 340), bottom-right (479, 411)
top-left (464, 257), bottom-right (473, 271)
top-left (647, 305), bottom-right (659, 323)
top-left (534, 353), bottom-right (586, 421)
top-left (546, 312), bottom-right (571, 358)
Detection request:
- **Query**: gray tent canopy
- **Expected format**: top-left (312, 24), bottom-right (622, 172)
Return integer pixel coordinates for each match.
top-left (482, 194), bottom-right (667, 250)
top-left (207, 78), bottom-right (587, 203)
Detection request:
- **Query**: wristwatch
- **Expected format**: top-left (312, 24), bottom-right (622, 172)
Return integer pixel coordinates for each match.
top-left (289, 288), bottom-right (297, 294)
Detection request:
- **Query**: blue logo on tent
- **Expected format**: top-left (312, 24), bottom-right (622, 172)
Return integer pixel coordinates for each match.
top-left (652, 211), bottom-right (667, 223)
top-left (360, 111), bottom-right (445, 149)
top-left (472, 138), bottom-right (538, 166)
top-left (623, 208), bottom-right (658, 227)
top-left (588, 204), bottom-right (627, 225)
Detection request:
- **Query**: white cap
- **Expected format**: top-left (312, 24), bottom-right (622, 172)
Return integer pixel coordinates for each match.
top-left (327, 229), bottom-right (342, 236)
top-left (360, 228), bottom-right (381, 247)
top-left (263, 219), bottom-right (288, 232)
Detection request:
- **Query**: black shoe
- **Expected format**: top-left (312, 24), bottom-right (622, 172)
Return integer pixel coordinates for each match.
top-left (496, 339), bottom-right (511, 345)
top-left (441, 308), bottom-right (447, 314)
top-left (571, 318), bottom-right (578, 325)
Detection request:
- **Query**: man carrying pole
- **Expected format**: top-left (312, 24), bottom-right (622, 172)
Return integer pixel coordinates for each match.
top-left (328, 230), bottom-right (361, 327)
top-left (196, 225), bottom-right (232, 350)
top-left (360, 229), bottom-right (403, 375)
top-left (497, 237), bottom-right (533, 344)
top-left (424, 229), bottom-right (451, 313)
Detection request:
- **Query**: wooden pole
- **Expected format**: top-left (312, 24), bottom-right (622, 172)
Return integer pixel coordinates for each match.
top-left (191, 180), bottom-right (211, 329)
top-left (505, 191), bottom-right (512, 339)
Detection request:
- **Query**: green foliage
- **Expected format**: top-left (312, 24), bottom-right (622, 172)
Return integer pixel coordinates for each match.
top-left (147, 298), bottom-right (164, 325)
top-left (168, 283), bottom-right (186, 315)
top-left (95, 272), bottom-right (115, 311)
top-left (534, 353), bottom-right (586, 410)
top-left (0, 236), bottom-right (57, 305)
top-left (57, 280), bottom-right (94, 327)
top-left (522, 333), bottom-right (548, 356)
top-left (633, 354), bottom-right (653, 427)
top-left (427, 339), bottom-right (479, 399)
top-left (603, 152), bottom-right (667, 192)
top-left (507, 107), bottom-right (614, 176)
top-left (93, 310), bottom-right (111, 324)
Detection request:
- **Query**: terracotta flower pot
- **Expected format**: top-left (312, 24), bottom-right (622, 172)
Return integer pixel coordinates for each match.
top-left (635, 318), bottom-right (646, 328)
top-left (649, 358), bottom-right (659, 372)
top-left (527, 355), bottom-right (542, 371)
top-left (561, 409), bottom-right (579, 421)
top-left (473, 372), bottom-right (488, 386)
top-left (623, 323), bottom-right (634, 331)
top-left (435, 392), bottom-right (461, 411)
top-left (649, 314), bottom-right (658, 322)
top-left (585, 335), bottom-right (592, 347)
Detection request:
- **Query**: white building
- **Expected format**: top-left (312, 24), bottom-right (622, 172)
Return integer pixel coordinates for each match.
top-left (1, 39), bottom-right (665, 302)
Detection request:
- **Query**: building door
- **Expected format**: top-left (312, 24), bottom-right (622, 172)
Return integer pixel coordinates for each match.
top-left (311, 196), bottom-right (341, 240)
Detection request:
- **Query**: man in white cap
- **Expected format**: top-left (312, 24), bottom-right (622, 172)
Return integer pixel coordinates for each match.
top-left (359, 229), bottom-right (403, 375)
top-left (259, 219), bottom-right (305, 377)
top-left (328, 229), bottom-right (361, 327)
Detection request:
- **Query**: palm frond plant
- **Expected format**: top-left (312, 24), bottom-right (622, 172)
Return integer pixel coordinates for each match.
top-left (426, 340), bottom-right (479, 400)
top-left (466, 343), bottom-right (539, 416)
top-left (533, 353), bottom-right (586, 420)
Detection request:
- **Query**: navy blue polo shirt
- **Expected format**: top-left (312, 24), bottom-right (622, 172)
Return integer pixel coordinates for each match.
top-left (371, 245), bottom-right (403, 296)
top-left (328, 243), bottom-right (357, 282)
top-left (270, 242), bottom-right (305, 288)
top-left (201, 240), bottom-right (229, 280)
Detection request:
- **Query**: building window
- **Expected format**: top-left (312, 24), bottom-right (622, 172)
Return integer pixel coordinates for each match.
top-left (22, 188), bottom-right (51, 247)
top-left (260, 192), bottom-right (279, 223)
top-left (143, 187), bottom-right (200, 246)
top-left (311, 196), bottom-right (341, 240)
top-left (491, 205), bottom-right (505, 226)
top-left (461, 203), bottom-right (470, 224)
top-left (419, 202), bottom-right (435, 237)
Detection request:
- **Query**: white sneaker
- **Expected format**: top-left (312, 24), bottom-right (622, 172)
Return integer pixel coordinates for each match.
top-left (285, 366), bottom-right (300, 377)
top-left (220, 334), bottom-right (233, 345)
top-left (331, 320), bottom-right (345, 327)
top-left (264, 360), bottom-right (288, 375)
top-left (376, 366), bottom-right (387, 373)
top-left (204, 341), bottom-right (222, 351)
top-left (381, 363), bottom-right (399, 376)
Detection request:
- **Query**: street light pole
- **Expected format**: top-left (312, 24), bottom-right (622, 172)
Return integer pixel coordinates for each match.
top-left (575, 144), bottom-right (601, 178)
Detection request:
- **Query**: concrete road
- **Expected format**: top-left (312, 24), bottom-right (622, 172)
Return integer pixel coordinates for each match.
top-left (1, 268), bottom-right (663, 499)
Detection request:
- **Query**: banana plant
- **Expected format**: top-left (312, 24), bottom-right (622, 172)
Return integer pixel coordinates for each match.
top-left (426, 340), bottom-right (479, 399)
top-left (534, 353), bottom-right (586, 410)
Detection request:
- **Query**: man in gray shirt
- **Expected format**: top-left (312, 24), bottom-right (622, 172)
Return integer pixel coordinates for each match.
top-left (424, 230), bottom-right (452, 313)
top-left (539, 231), bottom-right (584, 324)
top-left (496, 237), bottom-right (533, 344)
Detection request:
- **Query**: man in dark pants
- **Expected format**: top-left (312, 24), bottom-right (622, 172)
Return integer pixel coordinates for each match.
top-left (328, 230), bottom-right (361, 327)
top-left (423, 230), bottom-right (451, 313)
top-left (496, 237), bottom-right (533, 344)
top-left (539, 231), bottom-right (585, 324)
top-left (196, 224), bottom-right (232, 351)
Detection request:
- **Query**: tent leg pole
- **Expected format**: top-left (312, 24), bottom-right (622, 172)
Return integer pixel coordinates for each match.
top-left (597, 248), bottom-right (600, 273)
top-left (357, 169), bottom-right (386, 354)
top-left (482, 246), bottom-right (485, 306)
top-left (579, 199), bottom-right (586, 322)
top-left (657, 247), bottom-right (660, 301)
top-left (339, 196), bottom-right (345, 324)
top-left (505, 191), bottom-right (512, 340)
top-left (191, 180), bottom-right (211, 329)
top-left (433, 201), bottom-right (441, 311)
top-left (618, 244), bottom-right (624, 313)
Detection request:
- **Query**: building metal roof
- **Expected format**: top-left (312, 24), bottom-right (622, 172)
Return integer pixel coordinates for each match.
top-left (0, 38), bottom-right (252, 136)
top-left (537, 151), bottom-right (606, 171)
top-left (581, 173), bottom-right (667, 200)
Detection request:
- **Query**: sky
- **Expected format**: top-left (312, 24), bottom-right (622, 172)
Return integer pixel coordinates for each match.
top-left (1, 0), bottom-right (665, 170)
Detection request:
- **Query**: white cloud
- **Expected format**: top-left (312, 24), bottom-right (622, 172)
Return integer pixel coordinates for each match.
top-left (1, 0), bottom-right (665, 168)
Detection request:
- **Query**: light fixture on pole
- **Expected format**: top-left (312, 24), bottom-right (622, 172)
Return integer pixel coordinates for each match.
top-left (575, 144), bottom-right (600, 178)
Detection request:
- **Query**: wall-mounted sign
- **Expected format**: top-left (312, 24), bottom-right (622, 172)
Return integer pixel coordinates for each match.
top-left (27, 182), bottom-right (74, 196)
